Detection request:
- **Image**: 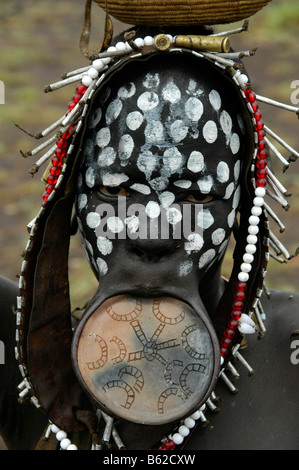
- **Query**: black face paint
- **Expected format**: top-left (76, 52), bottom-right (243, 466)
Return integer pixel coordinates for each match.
top-left (72, 53), bottom-right (248, 424)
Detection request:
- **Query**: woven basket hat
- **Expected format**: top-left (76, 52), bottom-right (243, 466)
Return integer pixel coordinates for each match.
top-left (94, 0), bottom-right (272, 26)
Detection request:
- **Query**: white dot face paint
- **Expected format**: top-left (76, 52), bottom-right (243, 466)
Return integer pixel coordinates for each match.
top-left (159, 191), bottom-right (175, 208)
top-left (117, 82), bottom-right (136, 99)
top-left (85, 167), bottom-right (95, 188)
top-left (145, 201), bottom-right (161, 219)
top-left (198, 249), bottom-right (216, 269)
top-left (185, 97), bottom-right (203, 121)
top-left (77, 193), bottom-right (87, 212)
top-left (230, 133), bottom-right (240, 155)
top-left (187, 151), bottom-right (205, 173)
top-left (137, 91), bottom-right (159, 112)
top-left (126, 111), bottom-right (144, 131)
top-left (118, 134), bottom-right (134, 163)
top-left (145, 120), bottom-right (165, 145)
top-left (185, 233), bottom-right (204, 254)
top-left (209, 89), bottom-right (221, 111)
top-left (211, 228), bottom-right (226, 246)
top-left (107, 217), bottom-right (124, 234)
top-left (101, 172), bottom-right (129, 187)
top-left (179, 260), bottom-right (193, 277)
top-left (96, 257), bottom-right (108, 276)
top-left (96, 127), bottom-right (111, 148)
top-left (97, 147), bottom-right (116, 167)
top-left (220, 110), bottom-right (232, 135)
top-left (203, 120), bottom-right (218, 144)
top-left (170, 120), bottom-right (188, 143)
top-left (143, 73), bottom-right (160, 89)
top-left (97, 236), bottom-right (113, 256)
top-left (216, 161), bottom-right (230, 183)
top-left (197, 209), bottom-right (214, 230)
top-left (125, 215), bottom-right (140, 234)
top-left (86, 212), bottom-right (101, 229)
top-left (173, 180), bottom-right (192, 189)
top-left (130, 183), bottom-right (151, 195)
top-left (105, 99), bottom-right (123, 125)
top-left (166, 207), bottom-right (182, 225)
top-left (197, 175), bottom-right (213, 194)
top-left (227, 209), bottom-right (236, 228)
top-left (162, 80), bottom-right (181, 103)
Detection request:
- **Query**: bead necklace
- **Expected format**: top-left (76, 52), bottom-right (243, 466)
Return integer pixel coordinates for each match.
top-left (15, 29), bottom-right (299, 451)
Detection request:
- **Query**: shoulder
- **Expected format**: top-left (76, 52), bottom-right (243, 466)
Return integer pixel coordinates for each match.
top-left (186, 289), bottom-right (299, 450)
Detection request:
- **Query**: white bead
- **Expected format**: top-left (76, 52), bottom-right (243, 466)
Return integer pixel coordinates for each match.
top-left (245, 243), bottom-right (257, 254)
top-left (248, 215), bottom-right (260, 226)
top-left (92, 59), bottom-right (105, 71)
top-left (190, 411), bottom-right (201, 420)
top-left (255, 187), bottom-right (266, 197)
top-left (238, 322), bottom-right (256, 334)
top-left (238, 74), bottom-right (249, 88)
top-left (115, 41), bottom-right (126, 51)
top-left (238, 272), bottom-right (249, 282)
top-left (167, 34), bottom-right (174, 43)
top-left (243, 253), bottom-right (254, 264)
top-left (248, 225), bottom-right (259, 235)
top-left (247, 234), bottom-right (258, 245)
top-left (67, 444), bottom-right (78, 450)
top-left (241, 262), bottom-right (251, 273)
top-left (172, 433), bottom-right (184, 445)
top-left (125, 41), bottom-right (133, 51)
top-left (251, 206), bottom-right (262, 216)
top-left (50, 424), bottom-right (60, 434)
top-left (134, 37), bottom-right (145, 48)
top-left (199, 404), bottom-right (206, 412)
top-left (184, 417), bottom-right (195, 428)
top-left (82, 75), bottom-right (93, 87)
top-left (101, 56), bottom-right (111, 65)
top-left (178, 425), bottom-right (190, 437)
top-left (239, 313), bottom-right (255, 327)
top-left (253, 196), bottom-right (264, 207)
top-left (87, 67), bottom-right (99, 79)
top-left (107, 46), bottom-right (117, 53)
top-left (56, 430), bottom-right (67, 441)
top-left (144, 35), bottom-right (154, 46)
top-left (60, 438), bottom-right (71, 450)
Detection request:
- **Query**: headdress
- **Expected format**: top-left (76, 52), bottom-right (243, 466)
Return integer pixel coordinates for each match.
top-left (15, 0), bottom-right (299, 450)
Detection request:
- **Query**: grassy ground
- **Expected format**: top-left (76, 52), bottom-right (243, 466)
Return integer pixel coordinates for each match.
top-left (0, 0), bottom-right (298, 314)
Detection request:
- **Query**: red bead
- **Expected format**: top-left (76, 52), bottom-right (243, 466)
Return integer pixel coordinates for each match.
top-left (257, 149), bottom-right (268, 160)
top-left (256, 159), bottom-right (267, 169)
top-left (52, 156), bottom-right (63, 167)
top-left (43, 192), bottom-right (49, 202)
top-left (45, 184), bottom-right (54, 194)
top-left (224, 328), bottom-right (236, 339)
top-left (47, 174), bottom-right (57, 185)
top-left (236, 281), bottom-right (247, 291)
top-left (231, 310), bottom-right (242, 320)
top-left (234, 290), bottom-right (246, 301)
top-left (257, 168), bottom-right (267, 178)
top-left (56, 138), bottom-right (68, 149)
top-left (228, 319), bottom-right (239, 330)
top-left (254, 110), bottom-right (262, 121)
top-left (158, 440), bottom-right (175, 450)
top-left (247, 91), bottom-right (256, 103)
top-left (256, 120), bottom-right (264, 130)
top-left (55, 148), bottom-right (66, 158)
top-left (257, 130), bottom-right (265, 140)
top-left (221, 337), bottom-right (232, 348)
top-left (73, 92), bottom-right (82, 104)
top-left (258, 139), bottom-right (266, 150)
top-left (76, 83), bottom-right (87, 95)
top-left (251, 101), bottom-right (258, 112)
top-left (256, 177), bottom-right (267, 187)
top-left (220, 347), bottom-right (228, 357)
top-left (232, 300), bottom-right (243, 310)
top-left (50, 166), bottom-right (62, 177)
top-left (61, 131), bottom-right (70, 140)
top-left (68, 100), bottom-right (76, 111)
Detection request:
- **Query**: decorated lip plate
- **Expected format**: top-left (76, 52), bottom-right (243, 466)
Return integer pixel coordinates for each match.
top-left (72, 295), bottom-right (220, 425)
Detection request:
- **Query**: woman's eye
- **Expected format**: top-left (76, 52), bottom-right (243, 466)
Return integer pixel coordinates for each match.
top-left (99, 186), bottom-right (128, 197)
top-left (186, 194), bottom-right (214, 203)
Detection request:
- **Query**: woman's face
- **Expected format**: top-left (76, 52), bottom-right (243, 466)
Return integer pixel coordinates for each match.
top-left (76, 59), bottom-right (245, 299)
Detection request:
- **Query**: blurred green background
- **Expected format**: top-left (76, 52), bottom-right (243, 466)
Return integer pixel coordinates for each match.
top-left (0, 0), bottom-right (298, 313)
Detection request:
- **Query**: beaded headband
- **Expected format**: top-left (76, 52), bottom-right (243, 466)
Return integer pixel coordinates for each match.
top-left (15, 25), bottom-right (299, 450)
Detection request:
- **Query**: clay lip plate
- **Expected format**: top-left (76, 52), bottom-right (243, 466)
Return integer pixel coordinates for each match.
top-left (72, 295), bottom-right (220, 425)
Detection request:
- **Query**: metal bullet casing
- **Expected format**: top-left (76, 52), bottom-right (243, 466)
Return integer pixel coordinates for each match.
top-left (175, 35), bottom-right (231, 53)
